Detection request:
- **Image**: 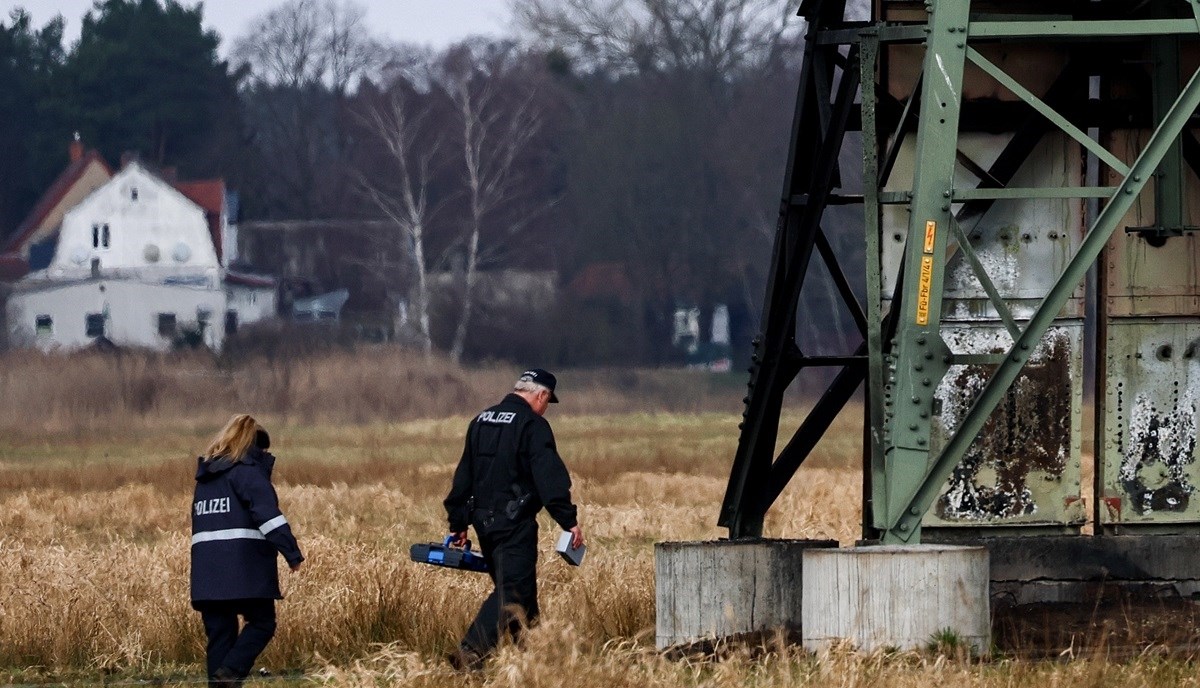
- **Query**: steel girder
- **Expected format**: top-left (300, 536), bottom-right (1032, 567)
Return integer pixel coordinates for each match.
top-left (720, 0), bottom-right (1200, 543)
top-left (718, 0), bottom-right (865, 539)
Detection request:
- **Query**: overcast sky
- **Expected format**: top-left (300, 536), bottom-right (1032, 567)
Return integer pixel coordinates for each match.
top-left (2, 0), bottom-right (515, 51)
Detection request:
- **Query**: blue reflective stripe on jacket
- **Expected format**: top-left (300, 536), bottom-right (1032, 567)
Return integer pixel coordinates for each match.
top-left (190, 448), bottom-right (303, 601)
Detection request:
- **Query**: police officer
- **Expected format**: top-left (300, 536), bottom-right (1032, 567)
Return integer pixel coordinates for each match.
top-left (444, 369), bottom-right (584, 669)
top-left (191, 414), bottom-right (304, 686)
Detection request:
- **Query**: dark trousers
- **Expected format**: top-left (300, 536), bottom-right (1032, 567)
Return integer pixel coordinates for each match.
top-left (462, 519), bottom-right (540, 655)
top-left (194, 599), bottom-right (277, 683)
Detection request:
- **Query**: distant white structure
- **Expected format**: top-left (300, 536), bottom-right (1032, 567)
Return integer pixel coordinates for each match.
top-left (6, 161), bottom-right (275, 352)
top-left (48, 161), bottom-right (220, 279)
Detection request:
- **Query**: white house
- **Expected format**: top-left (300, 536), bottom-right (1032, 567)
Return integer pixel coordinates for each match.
top-left (225, 270), bottom-right (278, 332)
top-left (49, 161), bottom-right (221, 281)
top-left (8, 278), bottom-right (226, 351)
top-left (7, 161), bottom-right (276, 352)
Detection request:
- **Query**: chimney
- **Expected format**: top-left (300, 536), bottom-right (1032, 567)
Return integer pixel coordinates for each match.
top-left (69, 132), bottom-right (83, 163)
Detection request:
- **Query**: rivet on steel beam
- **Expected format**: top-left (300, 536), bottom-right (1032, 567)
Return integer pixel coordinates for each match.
top-left (900, 523), bottom-right (910, 531)
top-left (1020, 343), bottom-right (1029, 350)
top-left (1133, 175), bottom-right (1141, 182)
top-left (943, 355), bottom-right (952, 363)
top-left (919, 411), bottom-right (929, 419)
top-left (922, 378), bottom-right (932, 386)
top-left (942, 203), bottom-right (951, 211)
top-left (1125, 188), bottom-right (1134, 195)
top-left (917, 438), bottom-right (927, 446)
top-left (912, 396), bottom-right (921, 404)
top-left (910, 507), bottom-right (920, 515)
top-left (909, 424), bottom-right (918, 431)
top-left (925, 352), bottom-right (934, 360)
top-left (915, 364), bottom-right (924, 372)
top-left (1012, 354), bottom-right (1022, 362)
top-left (942, 190), bottom-right (951, 198)
top-left (956, 42), bottom-right (964, 48)
top-left (917, 336), bottom-right (927, 345)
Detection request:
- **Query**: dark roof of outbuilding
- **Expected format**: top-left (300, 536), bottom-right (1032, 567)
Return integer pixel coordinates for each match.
top-left (4, 150), bottom-right (113, 254)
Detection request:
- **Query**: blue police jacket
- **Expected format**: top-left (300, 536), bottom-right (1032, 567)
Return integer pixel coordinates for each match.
top-left (190, 447), bottom-right (303, 601)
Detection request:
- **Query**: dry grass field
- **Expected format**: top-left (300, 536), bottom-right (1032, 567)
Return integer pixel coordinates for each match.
top-left (2, 350), bottom-right (1200, 686)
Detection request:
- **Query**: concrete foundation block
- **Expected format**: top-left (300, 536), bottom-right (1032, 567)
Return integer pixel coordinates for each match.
top-left (802, 544), bottom-right (990, 653)
top-left (655, 538), bottom-right (837, 650)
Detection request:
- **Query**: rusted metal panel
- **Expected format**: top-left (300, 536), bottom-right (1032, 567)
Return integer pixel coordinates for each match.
top-left (886, 43), bottom-right (1069, 104)
top-left (1104, 129), bottom-right (1200, 317)
top-left (1100, 319), bottom-right (1200, 526)
top-left (922, 322), bottom-right (1085, 528)
top-left (882, 132), bottom-right (1086, 318)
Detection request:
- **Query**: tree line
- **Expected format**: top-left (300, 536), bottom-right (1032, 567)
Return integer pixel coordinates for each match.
top-left (0, 0), bottom-right (865, 366)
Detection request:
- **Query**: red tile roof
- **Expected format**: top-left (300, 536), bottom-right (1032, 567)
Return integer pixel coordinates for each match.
top-left (0, 252), bottom-right (30, 282)
top-left (225, 270), bottom-right (276, 288)
top-left (4, 150), bottom-right (112, 254)
top-left (174, 179), bottom-right (226, 261)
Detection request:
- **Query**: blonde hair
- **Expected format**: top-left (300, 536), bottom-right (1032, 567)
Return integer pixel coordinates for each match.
top-left (203, 414), bottom-right (260, 463)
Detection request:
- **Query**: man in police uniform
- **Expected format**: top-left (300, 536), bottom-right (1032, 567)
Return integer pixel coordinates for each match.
top-left (443, 368), bottom-right (584, 669)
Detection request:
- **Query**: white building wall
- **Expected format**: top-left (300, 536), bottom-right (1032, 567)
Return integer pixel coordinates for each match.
top-left (8, 280), bottom-right (226, 352)
top-left (50, 162), bottom-right (220, 280)
top-left (227, 284), bottom-right (276, 326)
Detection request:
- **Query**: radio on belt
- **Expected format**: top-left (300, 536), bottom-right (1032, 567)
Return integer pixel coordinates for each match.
top-left (410, 535), bottom-right (489, 573)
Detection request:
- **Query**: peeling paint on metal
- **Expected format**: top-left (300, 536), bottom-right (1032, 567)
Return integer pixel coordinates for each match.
top-left (1118, 390), bottom-right (1197, 514)
top-left (930, 326), bottom-right (1077, 523)
top-left (1102, 323), bottom-right (1200, 524)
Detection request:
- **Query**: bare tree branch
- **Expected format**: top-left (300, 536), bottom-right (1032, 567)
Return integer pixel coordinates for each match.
top-left (442, 47), bottom-right (547, 363)
top-left (355, 91), bottom-right (442, 358)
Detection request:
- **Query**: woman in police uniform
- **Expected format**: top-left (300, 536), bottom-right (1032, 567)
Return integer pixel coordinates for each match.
top-left (191, 414), bottom-right (304, 686)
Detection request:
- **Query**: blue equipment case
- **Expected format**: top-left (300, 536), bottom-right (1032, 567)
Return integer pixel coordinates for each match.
top-left (410, 536), bottom-right (489, 573)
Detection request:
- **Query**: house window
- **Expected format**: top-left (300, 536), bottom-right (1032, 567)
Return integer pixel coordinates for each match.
top-left (131, 187), bottom-right (138, 201)
top-left (85, 313), bottom-right (105, 338)
top-left (101, 223), bottom-right (110, 248)
top-left (157, 313), bottom-right (177, 337)
top-left (35, 315), bottom-right (52, 336)
top-left (92, 224), bottom-right (99, 248)
top-left (225, 310), bottom-right (238, 336)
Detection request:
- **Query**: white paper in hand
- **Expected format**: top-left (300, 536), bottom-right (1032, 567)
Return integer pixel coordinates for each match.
top-left (555, 530), bottom-right (586, 566)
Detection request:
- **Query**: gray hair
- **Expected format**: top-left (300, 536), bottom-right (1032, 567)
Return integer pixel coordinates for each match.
top-left (514, 378), bottom-right (551, 396)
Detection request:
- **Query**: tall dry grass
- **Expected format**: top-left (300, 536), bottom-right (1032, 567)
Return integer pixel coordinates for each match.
top-left (0, 407), bottom-right (870, 683)
top-left (1, 352), bottom-right (1197, 685)
top-left (0, 347), bottom-right (749, 437)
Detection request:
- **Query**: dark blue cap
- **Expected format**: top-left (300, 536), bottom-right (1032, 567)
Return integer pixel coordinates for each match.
top-left (519, 368), bottom-right (559, 402)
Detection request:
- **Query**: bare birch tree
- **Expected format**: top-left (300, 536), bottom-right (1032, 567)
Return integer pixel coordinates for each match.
top-left (357, 93), bottom-right (439, 358)
top-left (443, 49), bottom-right (545, 363)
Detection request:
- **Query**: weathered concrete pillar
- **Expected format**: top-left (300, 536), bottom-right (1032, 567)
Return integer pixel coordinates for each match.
top-left (802, 544), bottom-right (990, 652)
top-left (655, 538), bottom-right (837, 650)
